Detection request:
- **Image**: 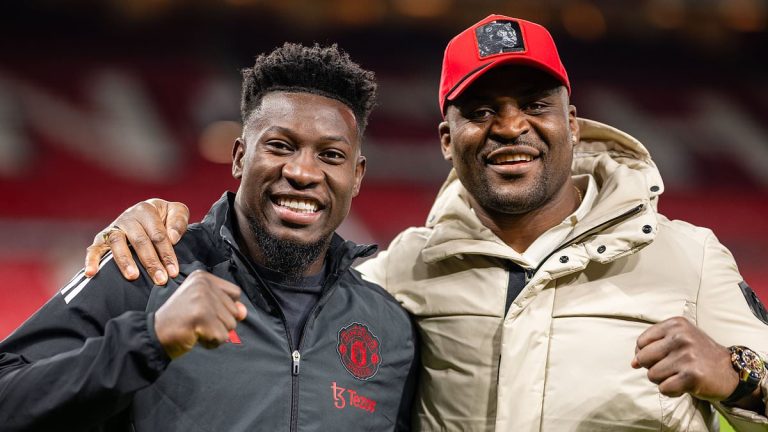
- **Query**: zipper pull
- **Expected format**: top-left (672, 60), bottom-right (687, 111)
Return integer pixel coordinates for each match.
top-left (292, 350), bottom-right (301, 375)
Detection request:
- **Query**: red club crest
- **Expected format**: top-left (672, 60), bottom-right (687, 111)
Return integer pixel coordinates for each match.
top-left (337, 322), bottom-right (381, 380)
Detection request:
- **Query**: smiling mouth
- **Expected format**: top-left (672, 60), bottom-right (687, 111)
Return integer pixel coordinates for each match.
top-left (488, 153), bottom-right (536, 165)
top-left (489, 154), bottom-right (534, 165)
top-left (274, 197), bottom-right (320, 213)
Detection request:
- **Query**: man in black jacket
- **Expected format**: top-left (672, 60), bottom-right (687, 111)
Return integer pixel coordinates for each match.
top-left (0, 43), bottom-right (418, 431)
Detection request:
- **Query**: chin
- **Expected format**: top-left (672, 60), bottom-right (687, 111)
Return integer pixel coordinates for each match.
top-left (479, 188), bottom-right (547, 215)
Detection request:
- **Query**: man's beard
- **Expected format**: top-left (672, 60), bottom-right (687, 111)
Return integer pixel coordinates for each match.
top-left (475, 172), bottom-right (549, 215)
top-left (246, 216), bottom-right (330, 283)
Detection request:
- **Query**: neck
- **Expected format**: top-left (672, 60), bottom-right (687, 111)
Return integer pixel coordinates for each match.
top-left (471, 180), bottom-right (582, 253)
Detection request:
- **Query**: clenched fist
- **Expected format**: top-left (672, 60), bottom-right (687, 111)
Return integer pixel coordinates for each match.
top-left (154, 270), bottom-right (248, 359)
top-left (631, 317), bottom-right (737, 401)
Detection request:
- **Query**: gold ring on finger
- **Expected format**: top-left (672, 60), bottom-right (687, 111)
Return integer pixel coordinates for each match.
top-left (102, 226), bottom-right (124, 244)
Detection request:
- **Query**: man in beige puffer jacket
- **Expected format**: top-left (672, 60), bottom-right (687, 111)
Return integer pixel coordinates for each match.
top-left (357, 15), bottom-right (768, 431)
top-left (84, 14), bottom-right (768, 432)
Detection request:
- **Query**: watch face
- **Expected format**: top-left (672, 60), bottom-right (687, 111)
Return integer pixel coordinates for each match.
top-left (732, 346), bottom-right (767, 383)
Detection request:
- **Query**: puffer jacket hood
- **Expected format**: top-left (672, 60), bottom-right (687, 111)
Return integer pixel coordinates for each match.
top-left (420, 117), bottom-right (662, 265)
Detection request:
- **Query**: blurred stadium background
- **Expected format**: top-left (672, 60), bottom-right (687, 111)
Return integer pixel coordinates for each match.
top-left (1, 0), bottom-right (767, 349)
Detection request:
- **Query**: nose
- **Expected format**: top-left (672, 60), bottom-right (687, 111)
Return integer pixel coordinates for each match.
top-left (490, 106), bottom-right (529, 142)
top-left (282, 151), bottom-right (323, 188)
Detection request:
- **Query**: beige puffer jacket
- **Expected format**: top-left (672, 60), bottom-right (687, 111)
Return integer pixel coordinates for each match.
top-left (358, 118), bottom-right (768, 431)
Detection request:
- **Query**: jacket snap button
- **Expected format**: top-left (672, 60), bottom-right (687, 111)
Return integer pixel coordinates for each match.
top-left (650, 186), bottom-right (660, 192)
top-left (597, 245), bottom-right (606, 254)
top-left (642, 225), bottom-right (652, 234)
top-left (559, 256), bottom-right (569, 263)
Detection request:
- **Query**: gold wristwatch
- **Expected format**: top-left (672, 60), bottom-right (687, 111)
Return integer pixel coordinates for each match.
top-left (722, 345), bottom-right (766, 406)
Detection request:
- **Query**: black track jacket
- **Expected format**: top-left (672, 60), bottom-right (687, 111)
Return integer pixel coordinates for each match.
top-left (0, 193), bottom-right (418, 431)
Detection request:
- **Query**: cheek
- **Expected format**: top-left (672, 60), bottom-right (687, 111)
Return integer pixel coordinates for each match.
top-left (328, 169), bottom-right (358, 201)
top-left (452, 130), bottom-right (483, 163)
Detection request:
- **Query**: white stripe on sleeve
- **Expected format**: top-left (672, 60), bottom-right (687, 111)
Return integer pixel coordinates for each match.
top-left (63, 253), bottom-right (116, 304)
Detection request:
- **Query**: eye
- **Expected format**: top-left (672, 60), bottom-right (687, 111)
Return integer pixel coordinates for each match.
top-left (466, 107), bottom-right (495, 122)
top-left (319, 149), bottom-right (347, 164)
top-left (523, 99), bottom-right (552, 114)
top-left (265, 140), bottom-right (293, 153)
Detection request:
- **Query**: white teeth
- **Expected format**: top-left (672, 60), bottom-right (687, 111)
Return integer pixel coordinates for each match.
top-left (277, 198), bottom-right (318, 213)
top-left (493, 153), bottom-right (533, 163)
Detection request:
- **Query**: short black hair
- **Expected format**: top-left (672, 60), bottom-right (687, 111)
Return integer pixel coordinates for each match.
top-left (241, 42), bottom-right (377, 136)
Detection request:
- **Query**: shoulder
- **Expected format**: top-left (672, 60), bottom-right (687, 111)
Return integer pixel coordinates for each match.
top-left (379, 226), bottom-right (433, 266)
top-left (170, 222), bottom-right (226, 266)
top-left (389, 227), bottom-right (432, 251)
top-left (355, 226), bottom-right (432, 291)
top-left (655, 213), bottom-right (715, 249)
top-left (339, 268), bottom-right (413, 324)
top-left (644, 213), bottom-right (737, 280)
top-left (343, 268), bottom-right (408, 310)
top-left (62, 251), bottom-right (155, 309)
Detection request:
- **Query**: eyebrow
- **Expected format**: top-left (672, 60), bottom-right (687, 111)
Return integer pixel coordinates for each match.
top-left (465, 85), bottom-right (563, 104)
top-left (262, 125), bottom-right (351, 145)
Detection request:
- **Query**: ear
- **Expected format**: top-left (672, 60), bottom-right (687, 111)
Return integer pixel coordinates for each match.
top-left (439, 120), bottom-right (452, 161)
top-left (568, 104), bottom-right (580, 146)
top-left (351, 155), bottom-right (367, 198)
top-left (232, 137), bottom-right (245, 179)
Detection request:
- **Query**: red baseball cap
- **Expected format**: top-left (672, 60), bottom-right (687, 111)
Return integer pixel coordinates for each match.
top-left (439, 15), bottom-right (570, 115)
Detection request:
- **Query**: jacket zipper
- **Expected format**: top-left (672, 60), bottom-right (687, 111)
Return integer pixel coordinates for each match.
top-left (292, 350), bottom-right (301, 375)
top-left (289, 270), bottom-right (344, 432)
top-left (223, 236), bottom-right (350, 432)
top-left (529, 203), bottom-right (645, 280)
top-left (518, 204), bottom-right (644, 296)
top-left (290, 349), bottom-right (300, 432)
top-left (222, 238), bottom-right (302, 431)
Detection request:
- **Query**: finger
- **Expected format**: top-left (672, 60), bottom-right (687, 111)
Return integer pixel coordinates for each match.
top-left (196, 322), bottom-right (230, 349)
top-left (235, 302), bottom-right (248, 321)
top-left (213, 280), bottom-right (246, 320)
top-left (104, 228), bottom-right (140, 280)
top-left (645, 355), bottom-right (680, 386)
top-left (632, 338), bottom-right (672, 369)
top-left (146, 199), bottom-right (187, 277)
top-left (84, 241), bottom-right (109, 277)
top-left (203, 285), bottom-right (238, 329)
top-left (164, 201), bottom-right (190, 245)
top-left (217, 305), bottom-right (238, 331)
top-left (209, 274), bottom-right (243, 302)
top-left (656, 373), bottom-right (691, 398)
top-left (120, 202), bottom-right (177, 282)
top-left (209, 282), bottom-right (244, 325)
top-left (635, 322), bottom-right (670, 352)
top-left (145, 225), bottom-right (178, 280)
top-left (119, 219), bottom-right (168, 285)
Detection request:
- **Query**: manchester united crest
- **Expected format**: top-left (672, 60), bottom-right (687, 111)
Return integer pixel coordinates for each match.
top-left (337, 322), bottom-right (381, 380)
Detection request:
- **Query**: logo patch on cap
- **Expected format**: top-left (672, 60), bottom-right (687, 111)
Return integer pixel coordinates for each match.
top-left (337, 322), bottom-right (381, 380)
top-left (476, 20), bottom-right (525, 58)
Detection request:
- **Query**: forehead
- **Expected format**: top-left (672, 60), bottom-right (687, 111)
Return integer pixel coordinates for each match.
top-left (454, 65), bottom-right (565, 105)
top-left (246, 91), bottom-right (360, 145)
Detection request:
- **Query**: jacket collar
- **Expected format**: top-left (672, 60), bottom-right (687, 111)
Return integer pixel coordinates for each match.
top-left (202, 192), bottom-right (377, 276)
top-left (421, 118), bottom-right (661, 264)
top-left (193, 192), bottom-right (377, 312)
